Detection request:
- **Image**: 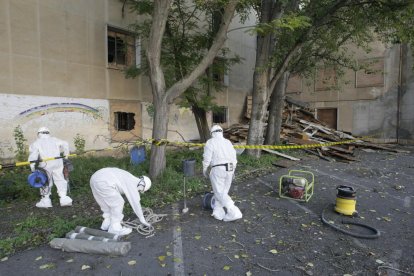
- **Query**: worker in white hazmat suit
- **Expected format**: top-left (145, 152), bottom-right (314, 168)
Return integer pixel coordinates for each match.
top-left (90, 168), bottom-right (152, 236)
top-left (203, 125), bottom-right (242, 222)
top-left (28, 127), bottom-right (72, 208)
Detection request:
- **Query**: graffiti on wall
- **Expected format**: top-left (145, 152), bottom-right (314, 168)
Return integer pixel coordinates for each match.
top-left (15, 103), bottom-right (106, 123)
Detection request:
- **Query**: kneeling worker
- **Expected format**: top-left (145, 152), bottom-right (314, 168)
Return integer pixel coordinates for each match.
top-left (90, 168), bottom-right (152, 236)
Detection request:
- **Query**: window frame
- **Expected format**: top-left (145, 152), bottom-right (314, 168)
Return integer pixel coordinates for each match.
top-left (114, 111), bottom-right (135, 131)
top-left (107, 26), bottom-right (136, 70)
top-left (212, 106), bottom-right (228, 124)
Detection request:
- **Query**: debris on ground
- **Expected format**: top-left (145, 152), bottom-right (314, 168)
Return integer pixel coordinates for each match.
top-left (223, 96), bottom-right (399, 162)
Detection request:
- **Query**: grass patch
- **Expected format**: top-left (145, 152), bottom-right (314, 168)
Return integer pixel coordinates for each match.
top-left (0, 147), bottom-right (287, 258)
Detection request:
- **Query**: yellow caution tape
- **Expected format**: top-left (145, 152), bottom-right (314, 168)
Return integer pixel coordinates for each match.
top-left (1, 136), bottom-right (371, 170)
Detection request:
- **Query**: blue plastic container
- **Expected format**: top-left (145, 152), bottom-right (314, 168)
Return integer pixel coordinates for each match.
top-left (130, 146), bottom-right (146, 165)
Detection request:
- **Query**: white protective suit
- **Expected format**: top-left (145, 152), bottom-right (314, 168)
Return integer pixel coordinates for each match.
top-left (90, 168), bottom-right (151, 236)
top-left (28, 127), bottom-right (72, 208)
top-left (202, 125), bottom-right (242, 222)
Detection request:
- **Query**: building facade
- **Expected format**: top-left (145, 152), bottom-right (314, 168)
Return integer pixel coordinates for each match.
top-left (0, 0), bottom-right (256, 159)
top-left (286, 43), bottom-right (414, 144)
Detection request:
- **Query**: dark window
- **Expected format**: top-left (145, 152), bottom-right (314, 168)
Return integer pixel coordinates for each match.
top-left (107, 27), bottom-right (135, 69)
top-left (212, 106), bottom-right (227, 124)
top-left (114, 112), bottom-right (135, 131)
top-left (212, 57), bottom-right (226, 84)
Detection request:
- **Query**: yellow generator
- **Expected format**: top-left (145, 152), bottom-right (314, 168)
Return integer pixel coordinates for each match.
top-left (279, 170), bottom-right (314, 202)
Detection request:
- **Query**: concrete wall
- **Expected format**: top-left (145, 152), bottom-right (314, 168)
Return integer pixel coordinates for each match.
top-left (223, 12), bottom-right (256, 125)
top-left (398, 45), bottom-right (414, 144)
top-left (287, 42), bottom-right (414, 144)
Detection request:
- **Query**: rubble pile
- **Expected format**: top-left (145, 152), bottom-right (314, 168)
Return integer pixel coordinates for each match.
top-left (223, 96), bottom-right (398, 162)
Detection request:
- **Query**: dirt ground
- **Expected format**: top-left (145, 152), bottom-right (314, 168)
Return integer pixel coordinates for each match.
top-left (0, 145), bottom-right (413, 276)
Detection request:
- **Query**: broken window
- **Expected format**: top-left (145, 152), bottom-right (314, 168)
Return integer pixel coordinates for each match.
top-left (212, 106), bottom-right (228, 124)
top-left (107, 26), bottom-right (136, 69)
top-left (114, 112), bottom-right (135, 131)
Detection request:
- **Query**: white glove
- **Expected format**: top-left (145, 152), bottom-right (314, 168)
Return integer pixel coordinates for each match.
top-left (203, 168), bottom-right (208, 179)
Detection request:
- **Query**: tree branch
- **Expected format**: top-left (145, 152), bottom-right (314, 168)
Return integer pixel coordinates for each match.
top-left (165, 0), bottom-right (239, 104)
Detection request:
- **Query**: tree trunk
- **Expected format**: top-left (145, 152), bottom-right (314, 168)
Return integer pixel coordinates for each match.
top-left (265, 71), bottom-right (289, 144)
top-left (192, 105), bottom-right (210, 142)
top-left (147, 0), bottom-right (238, 178)
top-left (246, 0), bottom-right (278, 157)
top-left (149, 96), bottom-right (170, 178)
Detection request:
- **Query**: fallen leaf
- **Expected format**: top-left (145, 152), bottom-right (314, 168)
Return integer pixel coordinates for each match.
top-left (1, 257), bottom-right (8, 262)
top-left (66, 259), bottom-right (74, 263)
top-left (39, 263), bottom-right (55, 270)
top-left (234, 255), bottom-right (240, 259)
top-left (376, 259), bottom-right (385, 264)
top-left (246, 271), bottom-right (252, 276)
top-left (128, 260), bottom-right (137, 266)
top-left (173, 258), bottom-right (182, 263)
top-left (223, 265), bottom-right (231, 271)
top-left (382, 217), bottom-right (391, 222)
top-left (176, 227), bottom-right (181, 232)
top-left (158, 256), bottom-right (166, 262)
top-left (301, 224), bottom-right (308, 228)
top-left (307, 262), bottom-right (314, 267)
top-left (166, 251), bottom-right (172, 256)
top-left (241, 254), bottom-right (248, 258)
top-left (81, 265), bottom-right (90, 270)
top-left (369, 209), bottom-right (376, 212)
top-left (106, 265), bottom-right (111, 269)
top-left (194, 235), bottom-right (201, 240)
top-left (35, 256), bottom-right (42, 261)
top-left (161, 263), bottom-right (166, 267)
top-left (269, 249), bottom-right (278, 254)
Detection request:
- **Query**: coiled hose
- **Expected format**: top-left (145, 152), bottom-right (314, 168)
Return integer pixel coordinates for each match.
top-left (122, 207), bottom-right (167, 236)
top-left (321, 204), bottom-right (380, 239)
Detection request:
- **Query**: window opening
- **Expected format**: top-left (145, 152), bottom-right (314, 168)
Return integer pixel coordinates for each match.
top-left (114, 112), bottom-right (135, 131)
top-left (212, 106), bottom-right (228, 124)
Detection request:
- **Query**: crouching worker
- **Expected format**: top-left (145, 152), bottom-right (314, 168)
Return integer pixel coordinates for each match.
top-left (90, 168), bottom-right (152, 236)
top-left (203, 125), bottom-right (242, 222)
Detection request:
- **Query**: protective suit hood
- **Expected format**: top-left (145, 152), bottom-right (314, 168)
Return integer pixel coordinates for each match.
top-left (210, 125), bottom-right (223, 139)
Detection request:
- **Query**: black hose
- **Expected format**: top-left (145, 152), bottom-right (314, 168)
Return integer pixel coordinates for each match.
top-left (321, 204), bottom-right (380, 239)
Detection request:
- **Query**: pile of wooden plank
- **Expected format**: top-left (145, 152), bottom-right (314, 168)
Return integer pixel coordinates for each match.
top-left (223, 96), bottom-right (399, 162)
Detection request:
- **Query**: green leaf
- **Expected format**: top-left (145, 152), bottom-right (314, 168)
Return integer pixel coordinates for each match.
top-left (223, 265), bottom-right (231, 271)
